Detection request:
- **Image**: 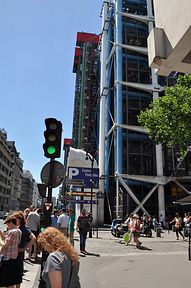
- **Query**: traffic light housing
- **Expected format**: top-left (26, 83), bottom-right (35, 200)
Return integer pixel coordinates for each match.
top-left (43, 118), bottom-right (62, 158)
top-left (37, 183), bottom-right (47, 198)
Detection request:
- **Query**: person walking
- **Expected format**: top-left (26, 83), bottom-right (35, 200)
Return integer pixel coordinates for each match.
top-left (57, 208), bottom-right (70, 237)
top-left (131, 214), bottom-right (142, 248)
top-left (170, 213), bottom-right (185, 240)
top-left (0, 214), bottom-right (22, 288)
top-left (37, 227), bottom-right (81, 288)
top-left (76, 209), bottom-right (90, 254)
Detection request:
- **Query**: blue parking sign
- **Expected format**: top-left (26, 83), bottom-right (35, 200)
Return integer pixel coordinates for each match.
top-left (68, 167), bottom-right (99, 189)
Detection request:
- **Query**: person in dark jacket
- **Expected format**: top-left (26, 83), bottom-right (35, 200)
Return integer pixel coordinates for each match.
top-left (76, 209), bottom-right (90, 254)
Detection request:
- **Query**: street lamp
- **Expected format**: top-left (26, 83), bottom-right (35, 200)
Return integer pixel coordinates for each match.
top-left (85, 152), bottom-right (95, 238)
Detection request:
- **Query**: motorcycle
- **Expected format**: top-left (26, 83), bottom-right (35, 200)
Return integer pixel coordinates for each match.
top-left (111, 218), bottom-right (124, 237)
top-left (140, 223), bottom-right (152, 238)
top-left (111, 219), bottom-right (152, 238)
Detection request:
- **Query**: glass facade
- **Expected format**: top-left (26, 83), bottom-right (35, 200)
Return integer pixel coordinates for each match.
top-left (103, 0), bottom-right (159, 221)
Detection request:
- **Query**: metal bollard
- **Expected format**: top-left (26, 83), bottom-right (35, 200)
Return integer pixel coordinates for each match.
top-left (156, 227), bottom-right (161, 237)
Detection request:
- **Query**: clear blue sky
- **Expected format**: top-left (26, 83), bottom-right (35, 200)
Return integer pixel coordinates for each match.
top-left (0, 0), bottom-right (103, 197)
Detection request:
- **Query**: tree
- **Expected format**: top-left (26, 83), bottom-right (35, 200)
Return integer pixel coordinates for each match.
top-left (138, 74), bottom-right (191, 152)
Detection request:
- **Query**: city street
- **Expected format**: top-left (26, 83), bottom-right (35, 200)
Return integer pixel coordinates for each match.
top-left (78, 229), bottom-right (191, 288)
top-left (1, 220), bottom-right (191, 288)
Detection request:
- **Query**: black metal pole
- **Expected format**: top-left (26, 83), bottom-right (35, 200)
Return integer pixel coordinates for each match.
top-left (39, 159), bottom-right (54, 288)
top-left (96, 197), bottom-right (99, 238)
top-left (89, 158), bottom-right (93, 238)
top-left (188, 229), bottom-right (191, 261)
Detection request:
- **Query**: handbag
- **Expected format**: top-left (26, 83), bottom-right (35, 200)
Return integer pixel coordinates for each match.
top-left (123, 232), bottom-right (130, 243)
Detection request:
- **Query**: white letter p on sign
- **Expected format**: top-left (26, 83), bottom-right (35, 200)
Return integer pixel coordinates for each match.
top-left (68, 167), bottom-right (79, 178)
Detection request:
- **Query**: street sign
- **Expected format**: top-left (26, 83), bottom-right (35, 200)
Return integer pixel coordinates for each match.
top-left (66, 191), bottom-right (96, 197)
top-left (68, 166), bottom-right (99, 189)
top-left (66, 179), bottom-right (84, 186)
top-left (41, 160), bottom-right (65, 188)
top-left (70, 199), bottom-right (98, 204)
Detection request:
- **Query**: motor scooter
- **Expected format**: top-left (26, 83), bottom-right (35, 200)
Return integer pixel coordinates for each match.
top-left (111, 219), bottom-right (152, 238)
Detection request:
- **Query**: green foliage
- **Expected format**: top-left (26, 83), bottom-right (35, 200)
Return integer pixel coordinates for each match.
top-left (138, 74), bottom-right (191, 151)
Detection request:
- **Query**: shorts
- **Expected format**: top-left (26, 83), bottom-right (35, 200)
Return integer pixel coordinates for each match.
top-left (132, 231), bottom-right (140, 238)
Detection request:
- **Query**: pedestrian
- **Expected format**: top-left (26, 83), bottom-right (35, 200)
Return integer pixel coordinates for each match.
top-left (26, 206), bottom-right (40, 259)
top-left (57, 208), bottom-right (70, 237)
top-left (87, 211), bottom-right (93, 238)
top-left (14, 211), bottom-right (36, 258)
top-left (13, 211), bottom-right (36, 287)
top-left (169, 213), bottom-right (185, 240)
top-left (37, 227), bottom-right (81, 288)
top-left (131, 214), bottom-right (142, 248)
top-left (68, 208), bottom-right (75, 246)
top-left (76, 209), bottom-right (90, 254)
top-left (23, 208), bottom-right (30, 220)
top-left (0, 214), bottom-right (22, 288)
top-left (152, 215), bottom-right (162, 230)
top-left (50, 210), bottom-right (59, 228)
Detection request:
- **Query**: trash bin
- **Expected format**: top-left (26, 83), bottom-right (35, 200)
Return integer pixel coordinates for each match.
top-left (156, 227), bottom-right (161, 237)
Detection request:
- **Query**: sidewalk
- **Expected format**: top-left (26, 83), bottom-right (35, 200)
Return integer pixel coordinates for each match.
top-left (22, 258), bottom-right (41, 288)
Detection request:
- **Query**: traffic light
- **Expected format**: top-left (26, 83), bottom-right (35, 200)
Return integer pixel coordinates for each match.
top-left (37, 183), bottom-right (47, 198)
top-left (43, 118), bottom-right (62, 158)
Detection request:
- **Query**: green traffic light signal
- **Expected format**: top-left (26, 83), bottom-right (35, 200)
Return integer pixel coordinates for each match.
top-left (47, 145), bottom-right (56, 155)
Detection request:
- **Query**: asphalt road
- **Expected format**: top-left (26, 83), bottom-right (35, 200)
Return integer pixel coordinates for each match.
top-left (77, 230), bottom-right (191, 288)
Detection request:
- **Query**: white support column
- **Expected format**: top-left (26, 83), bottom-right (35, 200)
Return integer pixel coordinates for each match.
top-left (99, 1), bottom-right (109, 223)
top-left (147, 0), bottom-right (165, 222)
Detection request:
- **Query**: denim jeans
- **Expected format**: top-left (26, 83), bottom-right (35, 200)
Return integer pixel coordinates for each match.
top-left (79, 231), bottom-right (87, 251)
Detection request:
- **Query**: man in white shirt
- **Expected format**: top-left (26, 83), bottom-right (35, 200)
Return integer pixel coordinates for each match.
top-left (57, 208), bottom-right (69, 237)
top-left (26, 207), bottom-right (40, 259)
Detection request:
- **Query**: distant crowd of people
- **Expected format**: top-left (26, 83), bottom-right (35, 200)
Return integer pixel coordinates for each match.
top-left (0, 204), bottom-right (93, 287)
top-left (122, 211), bottom-right (191, 248)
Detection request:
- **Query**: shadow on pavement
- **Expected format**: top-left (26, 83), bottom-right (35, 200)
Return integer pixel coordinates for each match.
top-left (138, 245), bottom-right (153, 251)
top-left (86, 252), bottom-right (100, 257)
top-left (79, 252), bottom-right (100, 257)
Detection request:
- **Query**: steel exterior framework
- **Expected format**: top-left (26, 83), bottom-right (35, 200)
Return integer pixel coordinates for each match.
top-left (99, 0), bottom-right (166, 221)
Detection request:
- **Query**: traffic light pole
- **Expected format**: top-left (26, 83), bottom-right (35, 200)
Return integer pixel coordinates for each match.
top-left (39, 158), bottom-right (55, 288)
top-left (46, 158), bottom-right (54, 225)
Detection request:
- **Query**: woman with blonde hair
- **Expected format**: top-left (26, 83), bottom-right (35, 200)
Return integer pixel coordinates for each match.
top-left (37, 227), bottom-right (81, 288)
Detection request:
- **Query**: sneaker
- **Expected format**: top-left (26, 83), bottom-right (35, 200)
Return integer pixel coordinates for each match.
top-left (136, 242), bottom-right (142, 248)
top-left (80, 250), bottom-right (87, 254)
